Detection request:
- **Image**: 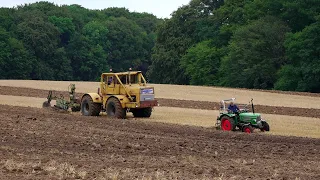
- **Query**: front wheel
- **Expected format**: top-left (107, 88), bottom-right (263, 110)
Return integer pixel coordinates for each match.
top-left (260, 121), bottom-right (270, 132)
top-left (106, 97), bottom-right (126, 119)
top-left (242, 125), bottom-right (254, 134)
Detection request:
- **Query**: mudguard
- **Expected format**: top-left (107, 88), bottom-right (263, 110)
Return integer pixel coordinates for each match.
top-left (219, 113), bottom-right (236, 119)
top-left (82, 93), bottom-right (102, 103)
top-left (106, 95), bottom-right (130, 108)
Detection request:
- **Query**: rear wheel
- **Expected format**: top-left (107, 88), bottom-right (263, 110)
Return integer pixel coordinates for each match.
top-left (220, 116), bottom-right (236, 131)
top-left (242, 125), bottom-right (254, 134)
top-left (81, 95), bottom-right (101, 116)
top-left (260, 121), bottom-right (270, 132)
top-left (106, 97), bottom-right (126, 119)
top-left (132, 107), bottom-right (152, 118)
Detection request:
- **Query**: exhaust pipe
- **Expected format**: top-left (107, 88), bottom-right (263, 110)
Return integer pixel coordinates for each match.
top-left (251, 98), bottom-right (255, 114)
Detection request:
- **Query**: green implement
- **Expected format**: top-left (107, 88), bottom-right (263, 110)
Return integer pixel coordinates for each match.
top-left (42, 84), bottom-right (81, 112)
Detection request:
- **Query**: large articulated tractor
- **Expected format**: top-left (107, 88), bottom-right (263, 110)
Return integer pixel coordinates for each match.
top-left (81, 69), bottom-right (158, 119)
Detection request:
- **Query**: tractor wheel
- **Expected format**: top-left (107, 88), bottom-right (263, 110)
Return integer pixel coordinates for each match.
top-left (220, 116), bottom-right (236, 131)
top-left (242, 125), bottom-right (254, 134)
top-left (81, 95), bottom-right (101, 116)
top-left (106, 97), bottom-right (126, 119)
top-left (132, 107), bottom-right (152, 118)
top-left (42, 101), bottom-right (51, 108)
top-left (260, 121), bottom-right (270, 132)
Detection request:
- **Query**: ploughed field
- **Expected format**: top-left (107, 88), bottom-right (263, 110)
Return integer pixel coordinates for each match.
top-left (0, 80), bottom-right (319, 179)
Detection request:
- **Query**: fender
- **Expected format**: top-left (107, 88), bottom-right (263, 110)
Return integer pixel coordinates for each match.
top-left (82, 93), bottom-right (103, 103)
top-left (219, 113), bottom-right (236, 119)
top-left (105, 95), bottom-right (131, 108)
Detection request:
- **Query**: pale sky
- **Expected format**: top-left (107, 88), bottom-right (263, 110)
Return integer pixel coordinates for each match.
top-left (0, 0), bottom-right (191, 18)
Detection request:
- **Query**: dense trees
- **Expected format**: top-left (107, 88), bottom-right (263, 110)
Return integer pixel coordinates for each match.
top-left (219, 16), bottom-right (290, 89)
top-left (275, 18), bottom-right (320, 92)
top-left (0, 2), bottom-right (160, 81)
top-left (0, 28), bottom-right (32, 79)
top-left (1, 0), bottom-right (320, 92)
top-left (181, 40), bottom-right (223, 85)
top-left (150, 0), bottom-right (320, 92)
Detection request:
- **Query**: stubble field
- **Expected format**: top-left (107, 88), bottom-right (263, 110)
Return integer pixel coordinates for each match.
top-left (0, 80), bottom-right (319, 179)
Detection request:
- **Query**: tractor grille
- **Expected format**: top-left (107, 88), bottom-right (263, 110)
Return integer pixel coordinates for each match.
top-left (140, 94), bottom-right (155, 102)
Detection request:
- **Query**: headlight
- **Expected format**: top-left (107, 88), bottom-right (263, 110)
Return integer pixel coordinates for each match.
top-left (141, 88), bottom-right (154, 94)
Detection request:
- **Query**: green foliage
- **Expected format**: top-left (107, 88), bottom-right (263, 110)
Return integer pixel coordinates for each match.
top-left (105, 17), bottom-right (149, 72)
top-left (150, 0), bottom-right (320, 92)
top-left (0, 2), bottom-right (160, 81)
top-left (274, 65), bottom-right (301, 91)
top-left (0, 8), bottom-right (14, 30)
top-left (275, 20), bottom-right (320, 92)
top-left (219, 16), bottom-right (290, 89)
top-left (67, 32), bottom-right (108, 81)
top-left (181, 41), bottom-right (223, 85)
top-left (48, 16), bottom-right (75, 45)
top-left (1, 0), bottom-right (320, 92)
top-left (0, 28), bottom-right (32, 79)
top-left (148, 0), bottom-right (223, 84)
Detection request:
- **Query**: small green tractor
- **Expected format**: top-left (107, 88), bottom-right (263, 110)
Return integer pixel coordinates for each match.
top-left (216, 98), bottom-right (270, 133)
top-left (43, 84), bottom-right (81, 112)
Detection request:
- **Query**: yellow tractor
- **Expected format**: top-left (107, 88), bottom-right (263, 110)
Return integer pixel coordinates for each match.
top-left (81, 69), bottom-right (158, 119)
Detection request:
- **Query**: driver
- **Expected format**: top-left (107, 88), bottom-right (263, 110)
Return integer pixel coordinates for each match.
top-left (228, 101), bottom-right (239, 113)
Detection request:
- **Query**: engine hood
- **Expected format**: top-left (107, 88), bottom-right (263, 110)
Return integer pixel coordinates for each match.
top-left (239, 112), bottom-right (261, 118)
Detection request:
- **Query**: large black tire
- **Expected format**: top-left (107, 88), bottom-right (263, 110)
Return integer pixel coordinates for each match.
top-left (132, 107), bottom-right (152, 118)
top-left (81, 95), bottom-right (101, 116)
top-left (260, 121), bottom-right (270, 132)
top-left (106, 97), bottom-right (126, 119)
top-left (220, 116), bottom-right (236, 131)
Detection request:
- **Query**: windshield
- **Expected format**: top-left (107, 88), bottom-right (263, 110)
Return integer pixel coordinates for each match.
top-left (117, 73), bottom-right (145, 85)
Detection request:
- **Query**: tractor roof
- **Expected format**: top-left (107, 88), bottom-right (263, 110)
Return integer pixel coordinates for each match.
top-left (102, 71), bottom-right (142, 76)
top-left (222, 98), bottom-right (236, 102)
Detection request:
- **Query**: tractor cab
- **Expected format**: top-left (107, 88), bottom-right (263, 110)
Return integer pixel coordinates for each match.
top-left (101, 71), bottom-right (147, 95)
top-left (216, 98), bottom-right (270, 133)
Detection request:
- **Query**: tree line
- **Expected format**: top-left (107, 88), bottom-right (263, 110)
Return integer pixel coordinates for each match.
top-left (0, 2), bottom-right (160, 81)
top-left (149, 0), bottom-right (320, 92)
top-left (0, 0), bottom-right (320, 92)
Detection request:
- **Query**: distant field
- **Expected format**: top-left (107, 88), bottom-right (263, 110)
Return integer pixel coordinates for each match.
top-left (0, 95), bottom-right (45, 108)
top-left (1, 95), bottom-right (319, 138)
top-left (0, 80), bottom-right (319, 109)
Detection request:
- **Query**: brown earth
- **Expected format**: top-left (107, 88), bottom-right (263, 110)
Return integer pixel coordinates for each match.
top-left (1, 86), bottom-right (320, 118)
top-left (0, 104), bottom-right (319, 179)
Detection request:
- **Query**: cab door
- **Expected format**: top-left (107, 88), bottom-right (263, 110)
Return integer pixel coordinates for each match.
top-left (102, 75), bottom-right (116, 95)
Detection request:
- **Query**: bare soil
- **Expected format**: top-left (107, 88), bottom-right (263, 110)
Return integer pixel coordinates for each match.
top-left (1, 86), bottom-right (320, 118)
top-left (0, 104), bottom-right (319, 179)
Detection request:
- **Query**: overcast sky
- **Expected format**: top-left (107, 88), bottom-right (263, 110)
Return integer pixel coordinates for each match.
top-left (0, 0), bottom-right (191, 18)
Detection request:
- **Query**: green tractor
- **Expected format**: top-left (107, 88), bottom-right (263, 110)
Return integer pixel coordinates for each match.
top-left (216, 98), bottom-right (270, 133)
